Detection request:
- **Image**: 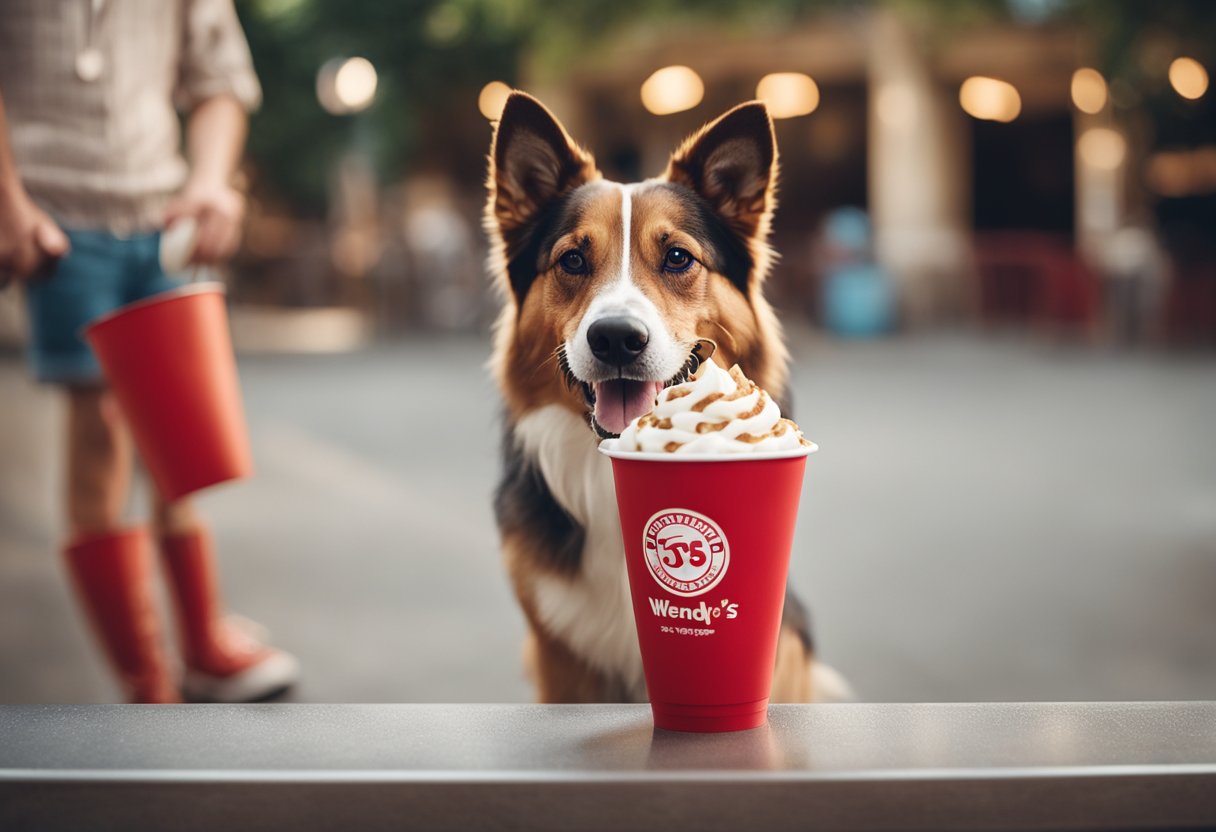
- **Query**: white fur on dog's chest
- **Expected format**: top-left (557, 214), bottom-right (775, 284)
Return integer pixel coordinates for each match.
top-left (515, 405), bottom-right (646, 700)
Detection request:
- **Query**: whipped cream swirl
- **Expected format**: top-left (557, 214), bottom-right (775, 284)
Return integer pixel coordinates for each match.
top-left (611, 360), bottom-right (815, 455)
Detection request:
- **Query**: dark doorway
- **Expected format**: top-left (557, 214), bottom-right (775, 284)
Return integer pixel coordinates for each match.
top-left (769, 82), bottom-right (869, 309)
top-left (972, 113), bottom-right (1074, 234)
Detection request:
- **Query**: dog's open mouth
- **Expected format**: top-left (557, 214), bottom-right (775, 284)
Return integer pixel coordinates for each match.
top-left (560, 344), bottom-right (709, 439)
top-left (588, 379), bottom-right (664, 436)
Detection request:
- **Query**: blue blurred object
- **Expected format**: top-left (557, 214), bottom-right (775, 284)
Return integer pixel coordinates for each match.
top-left (820, 207), bottom-right (896, 337)
top-left (824, 263), bottom-right (896, 337)
top-left (823, 206), bottom-right (872, 258)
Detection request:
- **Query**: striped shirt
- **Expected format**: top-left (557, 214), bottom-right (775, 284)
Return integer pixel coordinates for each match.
top-left (0, 0), bottom-right (261, 234)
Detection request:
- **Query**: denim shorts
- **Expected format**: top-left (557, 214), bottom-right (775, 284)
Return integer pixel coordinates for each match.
top-left (24, 227), bottom-right (185, 385)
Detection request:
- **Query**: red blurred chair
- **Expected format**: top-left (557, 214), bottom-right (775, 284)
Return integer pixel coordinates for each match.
top-left (1161, 256), bottom-right (1216, 346)
top-left (972, 232), bottom-right (1101, 335)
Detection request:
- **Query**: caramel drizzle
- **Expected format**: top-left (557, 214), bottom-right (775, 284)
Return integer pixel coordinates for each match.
top-left (736, 391), bottom-right (768, 420)
top-left (724, 366), bottom-right (756, 401)
top-left (729, 418), bottom-right (809, 445)
top-left (724, 382), bottom-right (755, 401)
top-left (637, 413), bottom-right (673, 430)
top-left (699, 389), bottom-right (767, 427)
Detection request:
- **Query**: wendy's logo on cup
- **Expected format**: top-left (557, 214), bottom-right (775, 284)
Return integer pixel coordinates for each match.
top-left (642, 509), bottom-right (730, 597)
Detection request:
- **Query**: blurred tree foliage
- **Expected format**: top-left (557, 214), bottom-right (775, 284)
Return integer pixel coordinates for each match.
top-left (237, 0), bottom-right (1215, 213)
top-left (238, 0), bottom-right (525, 214)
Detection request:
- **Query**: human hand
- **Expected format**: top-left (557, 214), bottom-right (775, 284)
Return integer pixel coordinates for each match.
top-left (163, 179), bottom-right (246, 266)
top-left (0, 187), bottom-right (69, 288)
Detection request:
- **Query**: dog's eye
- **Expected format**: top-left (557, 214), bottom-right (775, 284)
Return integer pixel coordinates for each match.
top-left (663, 247), bottom-right (694, 273)
top-left (558, 250), bottom-right (588, 275)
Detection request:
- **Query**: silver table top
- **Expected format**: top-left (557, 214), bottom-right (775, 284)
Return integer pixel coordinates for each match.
top-left (2, 702), bottom-right (1215, 830)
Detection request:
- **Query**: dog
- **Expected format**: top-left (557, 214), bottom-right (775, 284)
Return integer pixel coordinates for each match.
top-left (486, 91), bottom-right (849, 703)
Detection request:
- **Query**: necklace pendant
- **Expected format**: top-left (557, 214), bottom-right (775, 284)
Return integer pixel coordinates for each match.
top-left (75, 49), bottom-right (104, 82)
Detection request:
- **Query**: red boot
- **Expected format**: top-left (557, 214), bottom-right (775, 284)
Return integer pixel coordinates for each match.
top-left (63, 528), bottom-right (180, 703)
top-left (159, 527), bottom-right (299, 702)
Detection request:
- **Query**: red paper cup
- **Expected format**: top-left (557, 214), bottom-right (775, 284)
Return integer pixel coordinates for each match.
top-left (601, 444), bottom-right (814, 733)
top-left (84, 283), bottom-right (252, 501)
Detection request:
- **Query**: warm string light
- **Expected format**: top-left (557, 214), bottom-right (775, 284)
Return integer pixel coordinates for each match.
top-left (640, 66), bottom-right (704, 115)
top-left (1169, 57), bottom-right (1209, 100)
top-left (480, 58), bottom-right (1195, 144)
top-left (478, 81), bottom-right (512, 121)
top-left (1071, 68), bottom-right (1107, 114)
top-left (959, 76), bottom-right (1021, 122)
top-left (317, 57), bottom-right (377, 115)
top-left (755, 73), bottom-right (819, 118)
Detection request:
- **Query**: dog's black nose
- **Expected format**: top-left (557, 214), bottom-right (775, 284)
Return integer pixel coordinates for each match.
top-left (587, 316), bottom-right (649, 367)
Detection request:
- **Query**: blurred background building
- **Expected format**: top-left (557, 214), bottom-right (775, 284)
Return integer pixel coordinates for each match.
top-left (222, 0), bottom-right (1214, 346)
top-left (2, 0), bottom-right (1214, 704)
top-left (4, 0), bottom-right (1209, 346)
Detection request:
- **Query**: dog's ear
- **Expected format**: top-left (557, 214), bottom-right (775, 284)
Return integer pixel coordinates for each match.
top-left (489, 93), bottom-right (598, 241)
top-left (664, 101), bottom-right (777, 242)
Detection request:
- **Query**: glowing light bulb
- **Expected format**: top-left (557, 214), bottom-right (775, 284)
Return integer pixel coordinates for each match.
top-left (1169, 57), bottom-right (1209, 100)
top-left (1071, 68), bottom-right (1107, 114)
top-left (755, 73), bottom-right (819, 119)
top-left (318, 57), bottom-right (377, 114)
top-left (640, 66), bottom-right (704, 116)
top-left (334, 57), bottom-right (377, 111)
top-left (478, 81), bottom-right (512, 121)
top-left (959, 76), bottom-right (1021, 123)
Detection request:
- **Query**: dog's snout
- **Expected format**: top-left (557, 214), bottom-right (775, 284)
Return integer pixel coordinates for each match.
top-left (587, 316), bottom-right (649, 367)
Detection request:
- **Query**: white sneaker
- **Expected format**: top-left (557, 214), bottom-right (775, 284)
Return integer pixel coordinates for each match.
top-left (182, 648), bottom-right (300, 703)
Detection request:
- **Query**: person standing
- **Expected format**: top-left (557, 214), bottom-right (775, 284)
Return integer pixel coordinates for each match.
top-left (0, 0), bottom-right (298, 702)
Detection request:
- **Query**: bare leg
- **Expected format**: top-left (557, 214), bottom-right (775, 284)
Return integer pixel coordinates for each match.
top-left (151, 492), bottom-right (201, 537)
top-left (66, 386), bottom-right (132, 535)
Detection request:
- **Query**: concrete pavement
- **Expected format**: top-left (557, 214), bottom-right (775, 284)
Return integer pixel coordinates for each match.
top-left (1, 328), bottom-right (1214, 703)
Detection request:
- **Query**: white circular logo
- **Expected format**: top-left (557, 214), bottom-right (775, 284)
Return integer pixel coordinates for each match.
top-left (642, 508), bottom-right (730, 597)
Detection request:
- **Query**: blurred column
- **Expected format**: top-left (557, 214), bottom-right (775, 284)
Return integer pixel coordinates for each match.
top-left (1074, 112), bottom-right (1125, 252)
top-left (1075, 106), bottom-right (1163, 345)
top-left (867, 10), bottom-right (970, 326)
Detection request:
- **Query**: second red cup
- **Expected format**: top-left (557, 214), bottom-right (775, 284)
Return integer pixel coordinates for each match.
top-left (84, 282), bottom-right (253, 501)
top-left (601, 445), bottom-right (813, 733)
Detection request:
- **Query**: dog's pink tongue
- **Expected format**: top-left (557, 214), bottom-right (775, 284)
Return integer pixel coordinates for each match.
top-left (594, 380), bottom-right (662, 435)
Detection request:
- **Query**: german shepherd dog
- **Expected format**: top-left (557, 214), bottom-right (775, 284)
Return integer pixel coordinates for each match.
top-left (486, 92), bottom-right (848, 703)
